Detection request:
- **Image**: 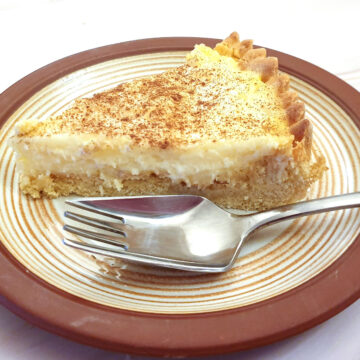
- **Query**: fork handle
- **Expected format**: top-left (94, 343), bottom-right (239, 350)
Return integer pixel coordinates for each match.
top-left (248, 192), bottom-right (360, 231)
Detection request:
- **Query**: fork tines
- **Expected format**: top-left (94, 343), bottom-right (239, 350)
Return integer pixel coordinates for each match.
top-left (63, 199), bottom-right (129, 252)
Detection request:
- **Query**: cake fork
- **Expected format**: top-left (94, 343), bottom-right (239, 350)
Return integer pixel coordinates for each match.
top-left (63, 193), bottom-right (360, 273)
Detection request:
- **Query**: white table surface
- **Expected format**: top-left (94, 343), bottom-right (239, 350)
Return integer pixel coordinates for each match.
top-left (0, 0), bottom-right (359, 359)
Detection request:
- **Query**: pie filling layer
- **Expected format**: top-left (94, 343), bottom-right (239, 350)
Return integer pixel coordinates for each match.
top-left (13, 133), bottom-right (293, 187)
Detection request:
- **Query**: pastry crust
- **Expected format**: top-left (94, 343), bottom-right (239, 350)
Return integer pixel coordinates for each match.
top-left (214, 32), bottom-right (312, 161)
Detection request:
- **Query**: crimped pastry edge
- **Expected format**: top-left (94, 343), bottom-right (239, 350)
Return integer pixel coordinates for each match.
top-left (214, 32), bottom-right (312, 161)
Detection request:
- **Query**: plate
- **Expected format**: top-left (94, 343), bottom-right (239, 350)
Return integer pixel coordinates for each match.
top-left (0, 37), bottom-right (360, 357)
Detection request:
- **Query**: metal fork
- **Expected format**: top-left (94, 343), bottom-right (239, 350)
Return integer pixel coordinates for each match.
top-left (63, 193), bottom-right (360, 273)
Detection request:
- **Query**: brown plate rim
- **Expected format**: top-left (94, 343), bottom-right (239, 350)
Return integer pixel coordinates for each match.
top-left (0, 37), bottom-right (360, 357)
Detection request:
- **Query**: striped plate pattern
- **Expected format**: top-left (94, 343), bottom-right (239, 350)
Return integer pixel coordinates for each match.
top-left (0, 52), bottom-right (359, 314)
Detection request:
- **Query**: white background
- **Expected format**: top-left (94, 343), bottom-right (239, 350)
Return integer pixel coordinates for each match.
top-left (0, 0), bottom-right (359, 359)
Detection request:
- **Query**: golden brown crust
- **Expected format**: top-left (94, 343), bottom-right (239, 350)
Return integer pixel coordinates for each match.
top-left (214, 32), bottom-right (313, 160)
top-left (19, 156), bottom-right (325, 211)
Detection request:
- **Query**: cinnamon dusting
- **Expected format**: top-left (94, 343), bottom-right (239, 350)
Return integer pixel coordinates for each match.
top-left (18, 50), bottom-right (291, 149)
